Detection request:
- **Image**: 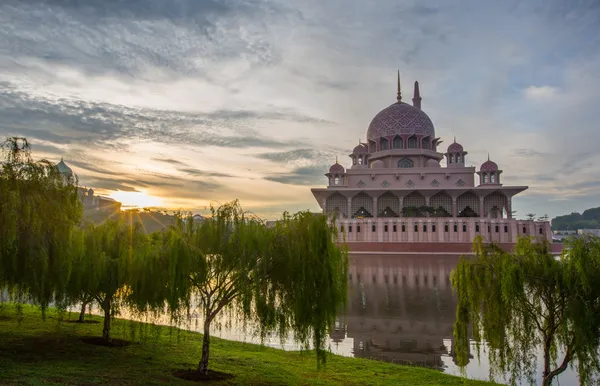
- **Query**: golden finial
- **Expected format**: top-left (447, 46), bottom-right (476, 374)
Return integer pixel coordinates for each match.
top-left (336, 156), bottom-right (338, 164)
top-left (396, 70), bottom-right (402, 102)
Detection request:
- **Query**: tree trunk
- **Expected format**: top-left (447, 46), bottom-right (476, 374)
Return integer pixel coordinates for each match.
top-left (197, 319), bottom-right (211, 375)
top-left (78, 300), bottom-right (87, 322)
top-left (102, 297), bottom-right (111, 342)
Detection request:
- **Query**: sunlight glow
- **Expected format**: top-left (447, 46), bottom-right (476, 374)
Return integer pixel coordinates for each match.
top-left (109, 191), bottom-right (164, 209)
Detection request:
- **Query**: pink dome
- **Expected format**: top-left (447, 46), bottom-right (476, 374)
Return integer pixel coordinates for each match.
top-left (328, 163), bottom-right (345, 174)
top-left (447, 142), bottom-right (463, 153)
top-left (367, 102), bottom-right (435, 142)
top-left (353, 143), bottom-right (369, 154)
top-left (426, 159), bottom-right (441, 168)
top-left (480, 160), bottom-right (498, 172)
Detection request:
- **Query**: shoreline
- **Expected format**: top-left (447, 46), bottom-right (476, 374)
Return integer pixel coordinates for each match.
top-left (0, 304), bottom-right (497, 385)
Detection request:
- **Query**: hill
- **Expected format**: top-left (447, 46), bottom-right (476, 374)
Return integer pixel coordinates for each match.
top-left (83, 208), bottom-right (194, 233)
top-left (551, 207), bottom-right (600, 230)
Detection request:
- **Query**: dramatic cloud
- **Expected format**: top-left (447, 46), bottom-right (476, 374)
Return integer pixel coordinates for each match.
top-left (265, 165), bottom-right (328, 186)
top-left (0, 0), bottom-right (599, 218)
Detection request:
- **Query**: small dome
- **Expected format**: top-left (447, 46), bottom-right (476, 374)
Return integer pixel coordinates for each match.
top-left (367, 102), bottom-right (435, 142)
top-left (480, 159), bottom-right (498, 172)
top-left (353, 143), bottom-right (369, 154)
top-left (371, 160), bottom-right (385, 169)
top-left (447, 141), bottom-right (463, 153)
top-left (329, 162), bottom-right (345, 174)
top-left (426, 159), bottom-right (441, 168)
top-left (56, 158), bottom-right (73, 177)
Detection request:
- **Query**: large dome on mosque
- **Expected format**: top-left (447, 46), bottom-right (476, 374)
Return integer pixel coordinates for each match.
top-left (366, 102), bottom-right (435, 142)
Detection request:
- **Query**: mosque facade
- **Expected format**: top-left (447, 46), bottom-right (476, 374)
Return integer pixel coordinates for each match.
top-left (311, 73), bottom-right (557, 253)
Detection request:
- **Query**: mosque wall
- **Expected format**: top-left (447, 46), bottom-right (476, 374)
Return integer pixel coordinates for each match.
top-left (336, 218), bottom-right (552, 245)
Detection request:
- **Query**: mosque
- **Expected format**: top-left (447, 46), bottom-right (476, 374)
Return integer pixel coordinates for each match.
top-left (311, 73), bottom-right (558, 254)
top-left (56, 158), bottom-right (121, 212)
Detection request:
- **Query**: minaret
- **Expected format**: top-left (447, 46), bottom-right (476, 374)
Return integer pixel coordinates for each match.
top-left (413, 81), bottom-right (422, 109)
top-left (396, 70), bottom-right (402, 102)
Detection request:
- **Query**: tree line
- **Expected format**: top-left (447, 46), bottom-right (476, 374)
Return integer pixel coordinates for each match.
top-left (551, 207), bottom-right (600, 231)
top-left (0, 137), bottom-right (348, 376)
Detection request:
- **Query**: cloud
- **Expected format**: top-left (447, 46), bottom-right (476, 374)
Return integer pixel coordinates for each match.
top-left (0, 84), bottom-right (296, 150)
top-left (1, 0), bottom-right (600, 219)
top-left (178, 168), bottom-right (236, 178)
top-left (523, 85), bottom-right (559, 100)
top-left (514, 148), bottom-right (544, 157)
top-left (255, 149), bottom-right (338, 164)
top-left (265, 165), bottom-right (327, 186)
top-left (152, 157), bottom-right (187, 166)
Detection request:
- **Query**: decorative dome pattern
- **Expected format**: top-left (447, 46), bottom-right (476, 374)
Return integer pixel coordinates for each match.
top-left (367, 102), bottom-right (435, 141)
top-left (56, 158), bottom-right (73, 176)
top-left (447, 142), bottom-right (463, 153)
top-left (480, 160), bottom-right (498, 172)
top-left (328, 163), bottom-right (345, 174)
top-left (353, 144), bottom-right (369, 154)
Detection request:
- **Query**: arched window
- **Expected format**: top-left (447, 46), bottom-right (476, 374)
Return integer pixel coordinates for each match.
top-left (358, 157), bottom-right (363, 165)
top-left (483, 174), bottom-right (488, 184)
top-left (422, 138), bottom-right (430, 150)
top-left (456, 154), bottom-right (461, 163)
top-left (490, 174), bottom-right (496, 183)
top-left (380, 137), bottom-right (389, 151)
top-left (398, 158), bottom-right (414, 168)
top-left (393, 136), bottom-right (403, 149)
top-left (448, 155), bottom-right (453, 164)
top-left (408, 136), bottom-right (418, 149)
top-left (334, 176), bottom-right (339, 184)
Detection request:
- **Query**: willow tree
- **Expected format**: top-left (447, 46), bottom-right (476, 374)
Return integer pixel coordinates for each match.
top-left (452, 236), bottom-right (600, 386)
top-left (71, 219), bottom-right (146, 342)
top-left (0, 137), bottom-right (82, 308)
top-left (130, 201), bottom-right (348, 375)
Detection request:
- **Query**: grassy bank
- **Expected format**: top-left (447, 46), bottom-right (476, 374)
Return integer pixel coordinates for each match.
top-left (0, 305), bottom-right (496, 385)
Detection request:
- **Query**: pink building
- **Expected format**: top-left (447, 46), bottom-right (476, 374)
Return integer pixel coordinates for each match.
top-left (311, 73), bottom-right (557, 254)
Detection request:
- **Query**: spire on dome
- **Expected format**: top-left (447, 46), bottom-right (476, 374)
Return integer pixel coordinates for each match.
top-left (335, 156), bottom-right (338, 163)
top-left (396, 70), bottom-right (402, 102)
top-left (488, 153), bottom-right (490, 161)
top-left (412, 80), bottom-right (422, 109)
top-left (453, 135), bottom-right (456, 143)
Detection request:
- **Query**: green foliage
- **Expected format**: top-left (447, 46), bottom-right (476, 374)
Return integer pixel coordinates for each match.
top-left (68, 219), bottom-right (147, 341)
top-left (551, 207), bottom-right (600, 230)
top-left (1, 137), bottom-right (348, 374)
top-left (452, 235), bottom-right (600, 385)
top-left (0, 137), bottom-right (82, 309)
top-left (131, 201), bottom-right (348, 374)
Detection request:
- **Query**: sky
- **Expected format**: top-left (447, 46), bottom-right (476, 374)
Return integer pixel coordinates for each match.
top-left (1, 0), bottom-right (599, 219)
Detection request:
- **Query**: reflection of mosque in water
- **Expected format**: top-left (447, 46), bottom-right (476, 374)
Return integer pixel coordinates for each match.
top-left (331, 255), bottom-right (470, 369)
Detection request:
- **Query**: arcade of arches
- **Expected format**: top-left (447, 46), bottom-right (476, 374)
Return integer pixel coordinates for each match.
top-left (325, 191), bottom-right (510, 219)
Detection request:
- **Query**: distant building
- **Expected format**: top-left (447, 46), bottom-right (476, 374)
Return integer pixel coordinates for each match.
top-left (56, 158), bottom-right (121, 212)
top-left (311, 72), bottom-right (558, 254)
top-left (578, 229), bottom-right (600, 237)
top-left (552, 230), bottom-right (577, 242)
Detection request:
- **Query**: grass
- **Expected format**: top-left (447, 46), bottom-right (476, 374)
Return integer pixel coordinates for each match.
top-left (0, 304), bottom-right (497, 385)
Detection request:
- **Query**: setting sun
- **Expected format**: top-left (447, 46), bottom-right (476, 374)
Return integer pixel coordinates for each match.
top-left (109, 191), bottom-right (163, 209)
